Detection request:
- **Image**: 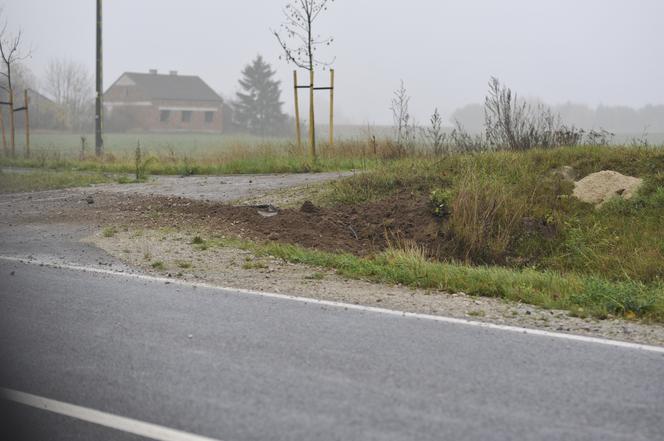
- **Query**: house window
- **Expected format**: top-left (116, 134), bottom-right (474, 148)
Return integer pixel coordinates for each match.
top-left (181, 111), bottom-right (192, 123)
top-left (160, 110), bottom-right (170, 122)
top-left (205, 111), bottom-right (214, 123)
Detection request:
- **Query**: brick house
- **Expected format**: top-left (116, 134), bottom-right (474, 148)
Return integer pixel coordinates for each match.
top-left (104, 70), bottom-right (223, 132)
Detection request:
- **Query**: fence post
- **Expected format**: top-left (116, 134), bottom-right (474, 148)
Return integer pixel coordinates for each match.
top-left (293, 70), bottom-right (301, 151)
top-left (24, 89), bottom-right (30, 158)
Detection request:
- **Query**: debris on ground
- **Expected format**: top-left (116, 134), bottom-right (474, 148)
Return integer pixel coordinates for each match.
top-left (254, 204), bottom-right (279, 218)
top-left (300, 200), bottom-right (319, 214)
top-left (572, 170), bottom-right (643, 207)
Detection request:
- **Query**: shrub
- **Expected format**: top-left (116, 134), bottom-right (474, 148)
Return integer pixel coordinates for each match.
top-left (448, 168), bottom-right (531, 262)
top-left (429, 188), bottom-right (453, 217)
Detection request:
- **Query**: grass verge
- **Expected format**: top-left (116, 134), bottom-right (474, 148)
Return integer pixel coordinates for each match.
top-left (0, 169), bottom-right (112, 193)
top-left (194, 234), bottom-right (664, 323)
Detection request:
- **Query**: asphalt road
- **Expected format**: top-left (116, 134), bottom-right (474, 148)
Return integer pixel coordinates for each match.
top-left (1, 258), bottom-right (663, 441)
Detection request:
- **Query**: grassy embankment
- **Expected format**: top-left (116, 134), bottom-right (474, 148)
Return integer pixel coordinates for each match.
top-left (184, 146), bottom-right (664, 322)
top-left (0, 169), bottom-right (112, 193)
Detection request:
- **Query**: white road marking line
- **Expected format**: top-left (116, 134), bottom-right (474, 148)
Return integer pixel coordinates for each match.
top-left (2, 255), bottom-right (664, 354)
top-left (0, 388), bottom-right (222, 441)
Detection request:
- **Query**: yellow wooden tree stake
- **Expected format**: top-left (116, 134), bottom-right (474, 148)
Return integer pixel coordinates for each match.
top-left (329, 69), bottom-right (335, 147)
top-left (293, 71), bottom-right (301, 151)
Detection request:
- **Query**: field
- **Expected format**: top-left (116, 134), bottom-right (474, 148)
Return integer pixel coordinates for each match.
top-left (2, 131), bottom-right (379, 174)
top-left (6, 130), bottom-right (662, 176)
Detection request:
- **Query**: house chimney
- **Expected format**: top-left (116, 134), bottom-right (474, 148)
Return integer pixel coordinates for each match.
top-left (149, 69), bottom-right (158, 74)
top-left (169, 70), bottom-right (178, 76)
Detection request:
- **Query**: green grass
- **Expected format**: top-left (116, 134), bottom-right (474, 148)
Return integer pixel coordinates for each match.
top-left (0, 135), bottom-right (378, 175)
top-left (321, 146), bottom-right (664, 283)
top-left (189, 234), bottom-right (664, 322)
top-left (13, 132), bottom-right (288, 155)
top-left (102, 226), bottom-right (118, 238)
top-left (175, 260), bottom-right (192, 269)
top-left (150, 260), bottom-right (165, 270)
top-left (242, 260), bottom-right (269, 270)
top-left (0, 169), bottom-right (112, 193)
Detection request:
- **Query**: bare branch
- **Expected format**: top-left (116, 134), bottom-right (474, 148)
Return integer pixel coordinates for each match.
top-left (272, 0), bottom-right (335, 71)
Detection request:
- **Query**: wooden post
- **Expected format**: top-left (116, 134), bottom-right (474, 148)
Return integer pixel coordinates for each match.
top-left (24, 89), bottom-right (30, 158)
top-left (293, 70), bottom-right (301, 151)
top-left (309, 69), bottom-right (316, 159)
top-left (0, 106), bottom-right (6, 156)
top-left (329, 69), bottom-right (335, 147)
top-left (9, 89), bottom-right (15, 157)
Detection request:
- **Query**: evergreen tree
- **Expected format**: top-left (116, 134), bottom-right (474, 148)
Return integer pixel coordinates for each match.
top-left (233, 55), bottom-right (287, 136)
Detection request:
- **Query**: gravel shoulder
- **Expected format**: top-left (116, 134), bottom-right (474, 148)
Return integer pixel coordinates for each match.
top-left (89, 228), bottom-right (664, 347)
top-left (90, 172), bottom-right (351, 202)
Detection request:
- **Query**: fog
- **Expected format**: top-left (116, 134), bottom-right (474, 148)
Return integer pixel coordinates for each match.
top-left (5, 0), bottom-right (664, 128)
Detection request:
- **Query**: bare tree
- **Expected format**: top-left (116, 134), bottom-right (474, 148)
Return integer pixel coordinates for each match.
top-left (273, 0), bottom-right (335, 158)
top-left (0, 9), bottom-right (31, 156)
top-left (44, 58), bottom-right (93, 131)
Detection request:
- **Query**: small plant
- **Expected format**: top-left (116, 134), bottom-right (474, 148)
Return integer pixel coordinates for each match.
top-left (429, 188), bottom-right (453, 217)
top-left (242, 260), bottom-right (268, 270)
top-left (150, 260), bottom-right (165, 270)
top-left (583, 128), bottom-right (614, 146)
top-left (175, 260), bottom-right (192, 269)
top-left (191, 235), bottom-right (210, 251)
top-left (134, 141), bottom-right (156, 181)
top-left (426, 108), bottom-right (447, 155)
top-left (304, 272), bottom-right (325, 280)
top-left (102, 226), bottom-right (118, 238)
top-left (390, 80), bottom-right (416, 156)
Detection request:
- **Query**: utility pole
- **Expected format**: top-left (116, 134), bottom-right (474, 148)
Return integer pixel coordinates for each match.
top-left (95, 0), bottom-right (104, 156)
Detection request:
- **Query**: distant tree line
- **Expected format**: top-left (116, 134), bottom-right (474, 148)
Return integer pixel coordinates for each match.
top-left (452, 101), bottom-right (664, 134)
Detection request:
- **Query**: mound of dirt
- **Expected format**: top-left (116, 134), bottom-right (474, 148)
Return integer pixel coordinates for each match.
top-left (70, 190), bottom-right (443, 257)
top-left (300, 200), bottom-right (319, 213)
top-left (572, 170), bottom-right (643, 207)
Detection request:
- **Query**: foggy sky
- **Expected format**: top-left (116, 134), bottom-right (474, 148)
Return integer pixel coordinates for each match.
top-left (5, 0), bottom-right (664, 125)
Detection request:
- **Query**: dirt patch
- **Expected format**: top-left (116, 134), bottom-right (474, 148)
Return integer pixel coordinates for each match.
top-left (573, 170), bottom-right (643, 206)
top-left (62, 190), bottom-right (442, 257)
